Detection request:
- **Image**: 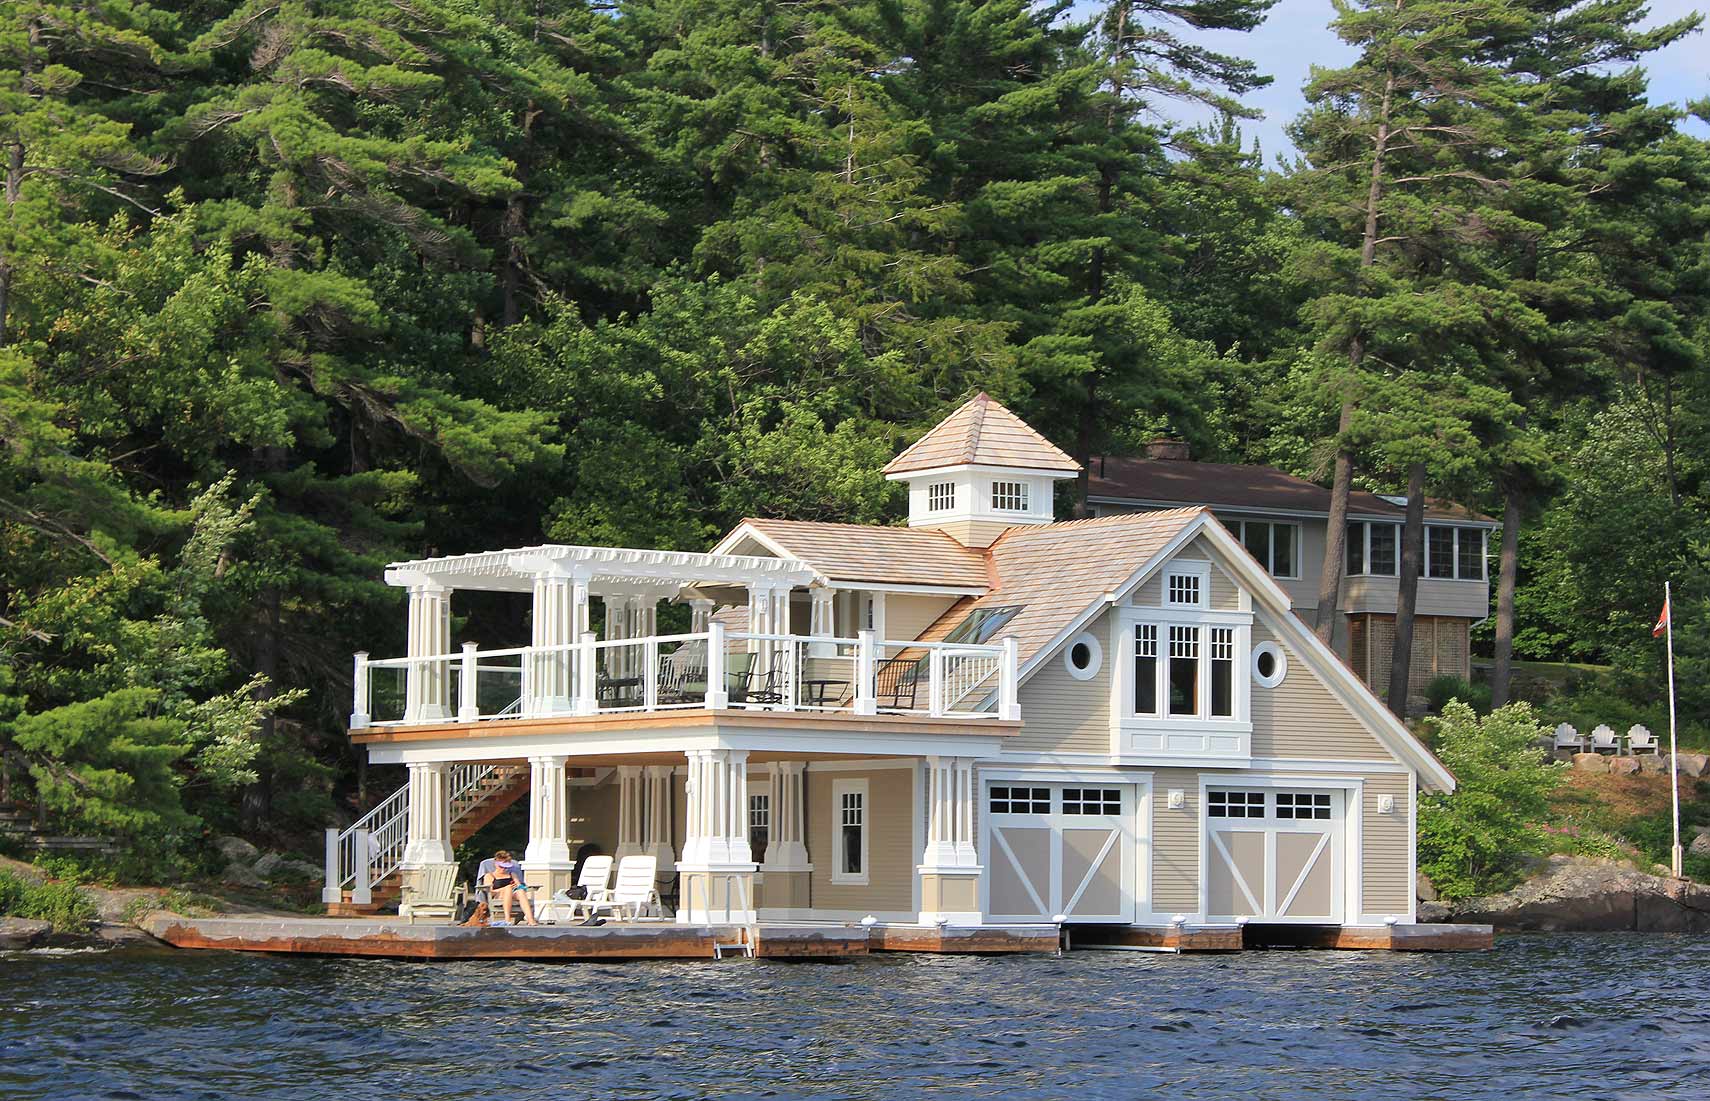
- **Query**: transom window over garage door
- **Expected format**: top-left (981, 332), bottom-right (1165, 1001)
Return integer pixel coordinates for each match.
top-left (989, 786), bottom-right (1050, 814)
top-left (1062, 788), bottom-right (1122, 815)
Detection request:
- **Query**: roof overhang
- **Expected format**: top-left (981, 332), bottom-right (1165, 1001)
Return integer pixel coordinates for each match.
top-left (1086, 495), bottom-right (1499, 529)
top-left (885, 462), bottom-right (1080, 482)
top-left (385, 544), bottom-right (819, 595)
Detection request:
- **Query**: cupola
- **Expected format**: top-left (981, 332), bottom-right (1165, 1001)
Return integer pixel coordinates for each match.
top-left (883, 393), bottom-right (1081, 548)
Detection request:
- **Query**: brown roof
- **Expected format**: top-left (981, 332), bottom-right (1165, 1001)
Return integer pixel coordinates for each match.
top-left (916, 509), bottom-right (1204, 666)
top-left (738, 519), bottom-right (992, 589)
top-left (883, 393), bottom-right (1080, 476)
top-left (1088, 456), bottom-right (1493, 524)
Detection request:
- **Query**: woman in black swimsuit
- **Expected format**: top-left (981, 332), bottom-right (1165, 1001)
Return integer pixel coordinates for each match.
top-left (484, 849), bottom-right (539, 925)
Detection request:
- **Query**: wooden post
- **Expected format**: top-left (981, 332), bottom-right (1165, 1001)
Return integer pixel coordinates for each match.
top-left (323, 827), bottom-right (342, 904)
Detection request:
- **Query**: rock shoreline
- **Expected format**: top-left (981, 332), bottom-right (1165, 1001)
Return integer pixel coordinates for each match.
top-left (1423, 855), bottom-right (1710, 933)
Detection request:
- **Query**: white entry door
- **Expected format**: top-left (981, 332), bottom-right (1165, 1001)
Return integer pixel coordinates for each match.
top-left (986, 782), bottom-right (1139, 923)
top-left (1205, 787), bottom-right (1344, 924)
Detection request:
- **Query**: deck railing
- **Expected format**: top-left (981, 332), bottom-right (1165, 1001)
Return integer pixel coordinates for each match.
top-left (351, 625), bottom-right (1019, 728)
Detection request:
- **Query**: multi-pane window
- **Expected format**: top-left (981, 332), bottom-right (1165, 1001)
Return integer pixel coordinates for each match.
top-left (989, 786), bottom-right (1050, 814)
top-left (1347, 522), bottom-right (1400, 576)
top-left (991, 481), bottom-right (1030, 511)
top-left (1166, 573), bottom-right (1202, 607)
top-left (749, 792), bottom-right (771, 863)
top-left (927, 482), bottom-right (956, 512)
top-left (1456, 528), bottom-right (1484, 580)
top-left (1209, 627), bottom-right (1235, 718)
top-left (1275, 792), bottom-right (1333, 820)
top-left (837, 788), bottom-right (865, 879)
top-left (1426, 525), bottom-right (1456, 579)
top-left (1228, 520), bottom-right (1298, 578)
top-left (1207, 790), bottom-right (1265, 818)
top-left (1062, 788), bottom-right (1122, 816)
top-left (1168, 625), bottom-right (1199, 716)
top-left (1134, 625), bottom-right (1159, 715)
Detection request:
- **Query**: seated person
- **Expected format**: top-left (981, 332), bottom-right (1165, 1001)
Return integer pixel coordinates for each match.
top-left (482, 849), bottom-right (539, 926)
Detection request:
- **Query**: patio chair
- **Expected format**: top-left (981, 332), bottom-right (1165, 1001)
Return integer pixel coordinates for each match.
top-left (1627, 725), bottom-right (1659, 755)
top-left (728, 651), bottom-right (785, 705)
top-left (1552, 723), bottom-right (1585, 754)
top-left (1589, 724), bottom-right (1619, 755)
top-left (874, 656), bottom-right (923, 711)
top-left (657, 646), bottom-right (708, 705)
top-left (399, 862), bottom-right (462, 924)
top-left (540, 854), bottom-right (614, 923)
top-left (583, 855), bottom-right (662, 922)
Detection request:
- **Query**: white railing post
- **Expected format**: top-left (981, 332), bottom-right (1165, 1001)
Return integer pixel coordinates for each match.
top-left (645, 637), bottom-right (659, 711)
top-left (784, 636), bottom-right (799, 711)
top-left (929, 646), bottom-right (946, 717)
top-left (705, 622), bottom-right (729, 709)
top-left (576, 632), bottom-right (598, 715)
top-left (1001, 637), bottom-right (1020, 721)
top-left (854, 629), bottom-right (877, 715)
top-left (350, 651), bottom-right (370, 728)
top-left (323, 827), bottom-right (342, 903)
top-left (458, 642), bottom-right (479, 721)
top-left (353, 827), bottom-right (373, 906)
top-left (519, 650), bottom-right (533, 718)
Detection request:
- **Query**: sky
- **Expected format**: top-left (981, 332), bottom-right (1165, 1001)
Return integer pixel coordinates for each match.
top-left (1122, 0), bottom-right (1710, 163)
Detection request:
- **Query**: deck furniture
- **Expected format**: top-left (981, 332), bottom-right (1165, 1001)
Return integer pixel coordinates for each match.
top-left (399, 863), bottom-right (462, 924)
top-left (728, 651), bottom-right (785, 705)
top-left (539, 854), bottom-right (615, 923)
top-left (803, 677), bottom-right (850, 707)
top-left (582, 855), bottom-right (662, 922)
top-left (1553, 723), bottom-right (1585, 754)
top-left (657, 645), bottom-right (708, 704)
top-left (1626, 725), bottom-right (1659, 755)
top-left (874, 656), bottom-right (923, 711)
top-left (1589, 725), bottom-right (1619, 755)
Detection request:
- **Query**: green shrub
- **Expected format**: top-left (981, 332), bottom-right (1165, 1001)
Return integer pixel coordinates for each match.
top-left (1425, 674), bottom-right (1491, 716)
top-left (0, 869), bottom-right (97, 932)
top-left (1418, 701), bottom-right (1564, 899)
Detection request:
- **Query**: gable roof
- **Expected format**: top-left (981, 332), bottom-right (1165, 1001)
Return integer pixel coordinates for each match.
top-left (1088, 456), bottom-right (1495, 525)
top-left (883, 393), bottom-right (1081, 477)
top-left (717, 519), bottom-right (992, 590)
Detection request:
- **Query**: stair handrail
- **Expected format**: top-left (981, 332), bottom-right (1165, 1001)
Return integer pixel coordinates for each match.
top-left (327, 762), bottom-right (512, 897)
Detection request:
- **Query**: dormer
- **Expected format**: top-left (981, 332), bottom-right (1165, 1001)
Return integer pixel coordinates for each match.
top-left (884, 393), bottom-right (1081, 548)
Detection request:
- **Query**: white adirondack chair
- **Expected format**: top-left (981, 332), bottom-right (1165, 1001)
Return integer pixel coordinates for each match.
top-left (583, 855), bottom-right (662, 922)
top-left (1589, 724), bottom-right (1619, 754)
top-left (1553, 723), bottom-right (1584, 753)
top-left (1627, 725), bottom-right (1659, 755)
top-left (399, 863), bottom-right (461, 924)
top-left (541, 855), bottom-right (614, 923)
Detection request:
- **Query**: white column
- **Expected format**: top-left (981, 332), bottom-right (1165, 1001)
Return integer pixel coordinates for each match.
top-left (921, 756), bottom-right (980, 869)
top-left (457, 642), bottom-right (479, 721)
top-left (399, 762), bottom-right (454, 867)
top-left (350, 651), bottom-right (371, 728)
top-left (766, 761), bottom-right (811, 870)
top-left (868, 591), bottom-right (888, 657)
top-left (528, 568), bottom-right (588, 714)
top-left (522, 755), bottom-right (573, 869)
top-left (615, 764), bottom-right (644, 860)
top-left (690, 599), bottom-right (715, 633)
top-left (404, 582), bottom-right (451, 722)
top-left (643, 764), bottom-right (676, 872)
top-left (854, 629), bottom-right (877, 715)
top-left (605, 594), bottom-right (630, 679)
top-left (678, 748), bottom-right (753, 867)
top-left (809, 586), bottom-right (835, 656)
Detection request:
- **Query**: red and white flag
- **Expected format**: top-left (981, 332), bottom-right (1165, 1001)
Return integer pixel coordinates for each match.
top-left (1654, 594), bottom-right (1671, 638)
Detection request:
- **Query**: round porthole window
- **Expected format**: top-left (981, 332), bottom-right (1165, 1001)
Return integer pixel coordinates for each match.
top-left (1252, 641), bottom-right (1287, 688)
top-left (1065, 631), bottom-right (1103, 681)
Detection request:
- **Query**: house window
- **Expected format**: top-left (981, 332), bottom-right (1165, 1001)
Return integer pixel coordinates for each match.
top-left (831, 779), bottom-right (868, 885)
top-left (991, 481), bottom-right (1029, 512)
top-left (927, 482), bottom-right (956, 512)
top-left (941, 605), bottom-right (1022, 645)
top-left (1134, 625), bottom-right (1159, 715)
top-left (1064, 631), bottom-right (1103, 680)
top-left (1166, 572), bottom-right (1202, 608)
top-left (1276, 792), bottom-right (1332, 820)
top-left (1347, 522), bottom-right (1399, 576)
top-left (1207, 790), bottom-right (1265, 818)
top-left (1062, 788), bottom-right (1122, 815)
top-left (1168, 625), bottom-right (1199, 716)
top-left (1251, 640), bottom-right (1287, 688)
top-left (1209, 627), bottom-right (1235, 718)
top-left (1457, 528), bottom-right (1485, 580)
top-left (1426, 525), bottom-right (1456, 578)
top-left (990, 786), bottom-right (1050, 814)
top-left (749, 792), bottom-right (771, 863)
top-left (1229, 520), bottom-right (1298, 578)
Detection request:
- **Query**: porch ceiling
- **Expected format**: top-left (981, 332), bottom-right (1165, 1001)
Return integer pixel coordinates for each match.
top-left (384, 543), bottom-right (821, 595)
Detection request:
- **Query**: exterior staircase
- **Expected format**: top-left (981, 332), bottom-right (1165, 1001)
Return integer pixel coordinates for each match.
top-left (324, 764), bottom-right (531, 916)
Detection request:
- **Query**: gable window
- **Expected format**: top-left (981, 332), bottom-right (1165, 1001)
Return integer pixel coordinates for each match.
top-left (1168, 625), bottom-right (1200, 716)
top-left (1347, 522), bottom-right (1400, 577)
top-left (1209, 627), bottom-right (1235, 718)
top-left (1227, 519), bottom-right (1299, 579)
top-left (1134, 625), bottom-right (1159, 715)
top-left (1167, 572), bottom-right (1203, 608)
top-left (991, 481), bottom-right (1030, 512)
top-left (927, 482), bottom-right (956, 512)
top-left (831, 779), bottom-right (869, 885)
top-left (749, 792), bottom-right (771, 864)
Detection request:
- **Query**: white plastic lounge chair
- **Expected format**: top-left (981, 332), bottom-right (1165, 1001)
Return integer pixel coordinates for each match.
top-left (399, 862), bottom-right (461, 924)
top-left (583, 855), bottom-right (662, 922)
top-left (1589, 724), bottom-right (1619, 754)
top-left (539, 855), bottom-right (614, 923)
top-left (1553, 723), bottom-right (1584, 753)
top-left (1627, 725), bottom-right (1659, 755)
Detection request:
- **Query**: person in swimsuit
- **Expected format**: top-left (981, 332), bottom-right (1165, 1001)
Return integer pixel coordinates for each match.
top-left (483, 849), bottom-right (538, 926)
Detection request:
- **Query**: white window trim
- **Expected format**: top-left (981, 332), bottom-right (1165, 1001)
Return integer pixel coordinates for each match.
top-left (1163, 560), bottom-right (1211, 609)
top-left (1064, 631), bottom-right (1103, 681)
top-left (830, 778), bottom-right (870, 886)
top-left (1251, 640), bottom-right (1288, 688)
top-left (927, 481), bottom-right (956, 513)
top-left (1227, 518), bottom-right (1302, 581)
top-left (990, 480), bottom-right (1030, 512)
top-left (1115, 605), bottom-right (1253, 734)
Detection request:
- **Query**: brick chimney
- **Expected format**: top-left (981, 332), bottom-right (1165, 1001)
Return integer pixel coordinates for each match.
top-left (1144, 438), bottom-right (1191, 462)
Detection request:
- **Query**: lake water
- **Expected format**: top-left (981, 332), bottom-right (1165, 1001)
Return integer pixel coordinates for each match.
top-left (2, 933), bottom-right (1706, 1100)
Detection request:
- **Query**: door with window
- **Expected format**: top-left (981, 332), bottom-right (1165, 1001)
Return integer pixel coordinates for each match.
top-left (986, 782), bottom-right (1140, 923)
top-left (1204, 786), bottom-right (1344, 924)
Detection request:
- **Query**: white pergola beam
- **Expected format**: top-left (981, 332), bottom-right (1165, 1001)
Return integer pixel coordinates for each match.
top-left (383, 543), bottom-right (820, 595)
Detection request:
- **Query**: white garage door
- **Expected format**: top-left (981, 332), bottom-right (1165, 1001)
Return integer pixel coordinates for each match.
top-left (1205, 787), bottom-right (1344, 924)
top-left (986, 782), bottom-right (1139, 924)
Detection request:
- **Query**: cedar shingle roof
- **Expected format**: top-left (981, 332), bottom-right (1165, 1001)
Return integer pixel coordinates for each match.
top-left (739, 519), bottom-right (992, 589)
top-left (915, 508), bottom-right (1205, 667)
top-left (883, 393), bottom-right (1080, 476)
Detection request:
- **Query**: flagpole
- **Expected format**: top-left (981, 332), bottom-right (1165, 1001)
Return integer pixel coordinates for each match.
top-left (1665, 580), bottom-right (1681, 879)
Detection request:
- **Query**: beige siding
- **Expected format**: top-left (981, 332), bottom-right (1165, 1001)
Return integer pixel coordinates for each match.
top-left (1150, 767), bottom-right (1202, 911)
top-left (884, 594), bottom-right (960, 646)
top-left (1343, 575), bottom-right (1490, 619)
top-left (1249, 616), bottom-right (1393, 761)
top-left (1128, 538), bottom-right (1237, 610)
top-left (808, 767), bottom-right (916, 913)
top-left (917, 518), bottom-right (1013, 548)
top-left (1013, 611), bottom-right (1112, 755)
top-left (1362, 772), bottom-right (1413, 915)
